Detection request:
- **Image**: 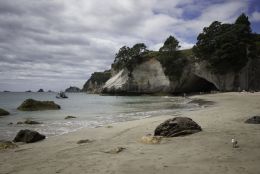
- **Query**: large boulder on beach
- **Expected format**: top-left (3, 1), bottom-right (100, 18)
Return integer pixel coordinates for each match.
top-left (154, 117), bottom-right (202, 137)
top-left (245, 116), bottom-right (260, 124)
top-left (13, 129), bottom-right (45, 143)
top-left (17, 99), bottom-right (60, 111)
top-left (0, 108), bottom-right (10, 116)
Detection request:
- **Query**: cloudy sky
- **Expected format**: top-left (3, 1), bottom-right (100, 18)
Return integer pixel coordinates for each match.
top-left (0, 0), bottom-right (259, 92)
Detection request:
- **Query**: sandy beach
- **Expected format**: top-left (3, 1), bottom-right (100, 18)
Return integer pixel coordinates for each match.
top-left (1, 92), bottom-right (260, 174)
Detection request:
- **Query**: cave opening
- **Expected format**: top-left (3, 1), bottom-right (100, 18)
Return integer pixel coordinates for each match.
top-left (175, 75), bottom-right (219, 94)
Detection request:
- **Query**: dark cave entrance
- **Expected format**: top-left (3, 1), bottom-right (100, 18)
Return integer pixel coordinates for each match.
top-left (175, 75), bottom-right (219, 94)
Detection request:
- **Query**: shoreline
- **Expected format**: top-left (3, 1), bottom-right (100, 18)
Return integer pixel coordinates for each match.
top-left (1, 92), bottom-right (260, 174)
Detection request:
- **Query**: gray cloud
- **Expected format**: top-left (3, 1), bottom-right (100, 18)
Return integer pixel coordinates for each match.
top-left (0, 0), bottom-right (252, 91)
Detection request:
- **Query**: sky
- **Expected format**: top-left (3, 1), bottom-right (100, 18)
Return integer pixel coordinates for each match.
top-left (0, 0), bottom-right (259, 92)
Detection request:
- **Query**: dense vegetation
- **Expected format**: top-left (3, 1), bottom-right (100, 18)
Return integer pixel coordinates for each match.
top-left (83, 70), bottom-right (111, 91)
top-left (193, 13), bottom-right (257, 74)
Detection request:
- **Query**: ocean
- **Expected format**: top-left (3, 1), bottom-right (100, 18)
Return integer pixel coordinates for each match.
top-left (0, 92), bottom-right (199, 140)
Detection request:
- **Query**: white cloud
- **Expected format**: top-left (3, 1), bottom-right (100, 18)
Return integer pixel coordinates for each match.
top-left (251, 11), bottom-right (260, 22)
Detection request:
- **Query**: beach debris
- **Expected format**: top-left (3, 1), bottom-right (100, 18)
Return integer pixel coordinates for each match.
top-left (0, 108), bottom-right (10, 116)
top-left (106, 125), bottom-right (113, 128)
top-left (24, 119), bottom-right (42, 124)
top-left (103, 147), bottom-right (126, 154)
top-left (231, 138), bottom-right (238, 148)
top-left (13, 129), bottom-right (46, 143)
top-left (154, 117), bottom-right (202, 137)
top-left (17, 99), bottom-right (60, 111)
top-left (140, 134), bottom-right (162, 144)
top-left (77, 139), bottom-right (93, 144)
top-left (245, 116), bottom-right (260, 124)
top-left (65, 115), bottom-right (77, 119)
top-left (0, 140), bottom-right (18, 150)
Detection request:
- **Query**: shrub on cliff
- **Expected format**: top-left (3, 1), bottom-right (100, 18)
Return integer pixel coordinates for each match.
top-left (193, 13), bottom-right (256, 74)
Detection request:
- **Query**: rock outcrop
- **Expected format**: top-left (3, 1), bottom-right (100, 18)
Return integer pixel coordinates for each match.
top-left (65, 86), bottom-right (81, 92)
top-left (154, 117), bottom-right (202, 137)
top-left (0, 108), bottom-right (10, 116)
top-left (13, 129), bottom-right (45, 143)
top-left (37, 89), bottom-right (44, 92)
top-left (83, 70), bottom-right (111, 93)
top-left (17, 99), bottom-right (60, 111)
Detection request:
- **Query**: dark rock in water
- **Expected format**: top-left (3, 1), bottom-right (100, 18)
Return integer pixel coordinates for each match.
top-left (17, 99), bottom-right (60, 111)
top-left (25, 90), bottom-right (32, 92)
top-left (154, 117), bottom-right (202, 137)
top-left (65, 115), bottom-right (77, 119)
top-left (13, 129), bottom-right (45, 143)
top-left (8, 122), bottom-right (13, 125)
top-left (65, 86), bottom-right (81, 93)
top-left (245, 116), bottom-right (260, 124)
top-left (0, 108), bottom-right (10, 116)
top-left (38, 89), bottom-right (44, 92)
top-left (17, 121), bottom-right (24, 125)
top-left (0, 140), bottom-right (18, 150)
top-left (24, 119), bottom-right (42, 124)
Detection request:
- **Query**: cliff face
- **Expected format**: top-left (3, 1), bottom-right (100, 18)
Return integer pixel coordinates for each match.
top-left (103, 59), bottom-right (170, 94)
top-left (82, 71), bottom-right (111, 93)
top-left (102, 57), bottom-right (260, 94)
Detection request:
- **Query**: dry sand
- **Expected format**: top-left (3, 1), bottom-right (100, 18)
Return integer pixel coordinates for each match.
top-left (1, 92), bottom-right (260, 174)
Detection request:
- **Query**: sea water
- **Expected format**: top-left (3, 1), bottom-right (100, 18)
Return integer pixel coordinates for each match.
top-left (0, 92), bottom-right (199, 140)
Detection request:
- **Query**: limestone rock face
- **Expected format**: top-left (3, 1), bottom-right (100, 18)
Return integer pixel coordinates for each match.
top-left (17, 99), bottom-right (60, 111)
top-left (154, 117), bottom-right (202, 137)
top-left (103, 59), bottom-right (170, 94)
top-left (13, 129), bottom-right (45, 143)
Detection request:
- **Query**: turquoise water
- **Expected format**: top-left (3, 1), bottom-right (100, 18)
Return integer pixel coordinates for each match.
top-left (0, 92), bottom-right (198, 140)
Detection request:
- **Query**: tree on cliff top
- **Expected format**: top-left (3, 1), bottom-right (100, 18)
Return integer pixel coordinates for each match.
top-left (158, 35), bottom-right (187, 81)
top-left (112, 43), bottom-right (148, 75)
top-left (193, 13), bottom-right (256, 74)
top-left (159, 35), bottom-right (180, 52)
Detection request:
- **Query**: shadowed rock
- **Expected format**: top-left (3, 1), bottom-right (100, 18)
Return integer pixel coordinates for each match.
top-left (154, 117), bottom-right (202, 137)
top-left (17, 99), bottom-right (60, 111)
top-left (245, 116), bottom-right (260, 124)
top-left (13, 129), bottom-right (45, 143)
top-left (0, 108), bottom-right (10, 116)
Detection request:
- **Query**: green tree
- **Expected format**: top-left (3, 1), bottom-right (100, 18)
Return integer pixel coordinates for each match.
top-left (112, 43), bottom-right (148, 75)
top-left (157, 36), bottom-right (187, 80)
top-left (159, 35), bottom-right (180, 52)
top-left (193, 13), bottom-right (256, 74)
